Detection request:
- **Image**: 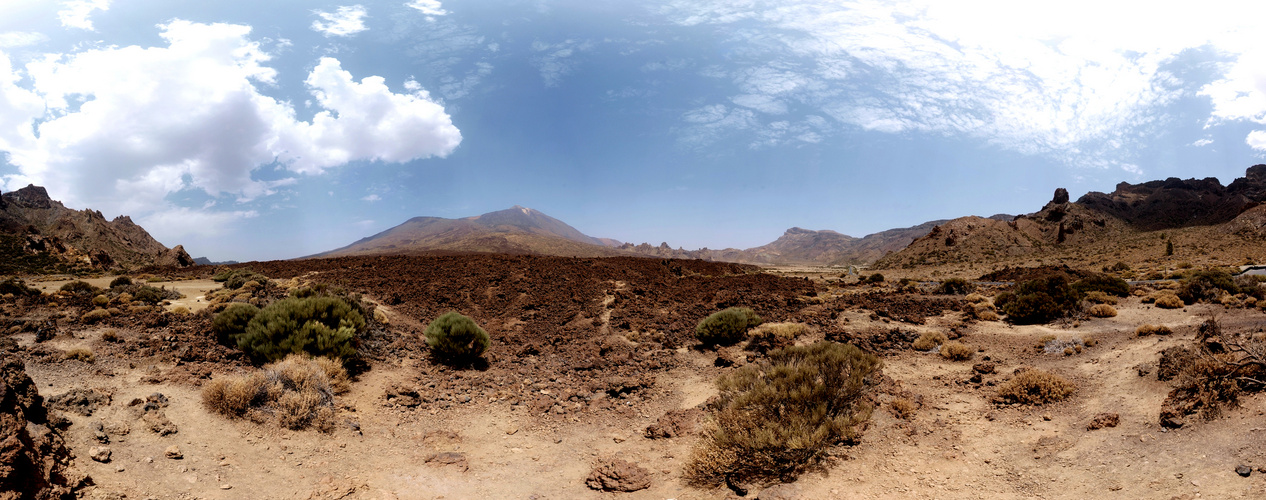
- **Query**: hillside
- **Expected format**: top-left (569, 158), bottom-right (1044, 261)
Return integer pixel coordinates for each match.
top-left (314, 206), bottom-right (625, 258)
top-left (0, 185), bottom-right (193, 273)
top-left (874, 165), bottom-right (1266, 271)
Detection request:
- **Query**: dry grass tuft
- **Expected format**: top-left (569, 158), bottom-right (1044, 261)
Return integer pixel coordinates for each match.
top-left (939, 341), bottom-right (974, 361)
top-left (1154, 293), bottom-right (1184, 309)
top-left (911, 331), bottom-right (947, 351)
top-left (201, 354), bottom-right (348, 431)
top-left (1088, 304), bottom-right (1118, 318)
top-left (81, 308), bottom-right (111, 324)
top-left (101, 329), bottom-right (121, 343)
top-left (890, 398), bottom-right (917, 420)
top-left (745, 322), bottom-right (807, 354)
top-left (964, 293), bottom-right (989, 304)
top-left (994, 369), bottom-right (1075, 405)
top-left (1084, 291), bottom-right (1118, 305)
top-left (62, 348), bottom-right (95, 363)
top-left (1136, 324), bottom-right (1173, 336)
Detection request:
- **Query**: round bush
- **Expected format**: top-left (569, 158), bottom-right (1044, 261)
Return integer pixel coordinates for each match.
top-left (425, 312), bottom-right (490, 361)
top-left (993, 369), bottom-right (1075, 405)
top-left (911, 331), bottom-right (946, 351)
top-left (213, 303), bottom-right (261, 343)
top-left (236, 297), bottom-right (363, 363)
top-left (1087, 304), bottom-right (1117, 318)
top-left (60, 280), bottom-right (99, 295)
top-left (695, 307), bottom-right (762, 346)
top-left (936, 278), bottom-right (974, 295)
top-left (1154, 293), bottom-right (1183, 309)
top-left (1001, 275), bottom-right (1082, 324)
top-left (109, 276), bottom-right (133, 288)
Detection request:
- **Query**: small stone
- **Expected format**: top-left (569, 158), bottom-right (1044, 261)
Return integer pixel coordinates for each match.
top-left (972, 362), bottom-right (996, 374)
top-left (220, 484), bottom-right (232, 490)
top-left (1236, 465), bottom-right (1252, 477)
top-left (1087, 413), bottom-right (1120, 430)
top-left (165, 445), bottom-right (183, 460)
top-left (115, 465), bottom-right (125, 473)
top-left (1042, 414), bottom-right (1052, 421)
top-left (89, 446), bottom-right (112, 463)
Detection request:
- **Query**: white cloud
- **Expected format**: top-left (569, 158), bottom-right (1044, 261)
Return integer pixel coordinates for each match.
top-left (312, 5), bottom-right (369, 37)
top-left (1248, 131), bottom-right (1266, 151)
top-left (362, 194), bottom-right (381, 202)
top-left (58, 0), bottom-right (111, 31)
top-left (731, 94), bottom-right (787, 115)
top-left (0, 32), bottom-right (49, 48)
top-left (407, 0), bottom-right (447, 16)
top-left (0, 20), bottom-right (460, 238)
top-left (661, 0), bottom-right (1266, 166)
top-left (1191, 138), bottom-right (1214, 147)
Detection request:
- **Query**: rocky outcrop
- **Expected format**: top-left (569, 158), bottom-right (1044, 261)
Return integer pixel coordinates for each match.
top-left (0, 353), bottom-right (78, 499)
top-left (1077, 165), bottom-right (1266, 231)
top-left (0, 185), bottom-right (190, 271)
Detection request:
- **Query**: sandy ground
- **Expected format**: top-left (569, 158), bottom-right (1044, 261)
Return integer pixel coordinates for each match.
top-left (13, 296), bottom-right (1266, 499)
top-left (29, 277), bottom-right (221, 312)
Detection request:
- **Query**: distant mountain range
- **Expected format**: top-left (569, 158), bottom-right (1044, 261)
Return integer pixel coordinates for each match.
top-left (0, 185), bottom-right (193, 273)
top-left (315, 204), bottom-right (949, 266)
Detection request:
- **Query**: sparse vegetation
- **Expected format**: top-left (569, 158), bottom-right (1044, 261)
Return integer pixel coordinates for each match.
top-left (911, 331), bottom-right (947, 351)
top-left (994, 369), bottom-right (1075, 405)
top-left (60, 280), bottom-right (100, 295)
top-left (0, 277), bottom-right (41, 297)
top-left (685, 342), bottom-right (880, 487)
top-left (201, 355), bottom-right (348, 431)
top-left (62, 348), bottom-right (95, 363)
top-left (101, 329), bottom-right (121, 342)
top-left (212, 303), bottom-right (260, 344)
top-left (935, 277), bottom-right (974, 295)
top-left (890, 398), bottom-right (917, 420)
top-left (1177, 269), bottom-right (1239, 304)
top-left (1087, 304), bottom-right (1117, 318)
top-left (1000, 274), bottom-right (1083, 325)
top-left (424, 311), bottom-right (490, 363)
top-left (1072, 274), bottom-right (1130, 297)
top-left (223, 297), bottom-right (363, 363)
top-left (1139, 324), bottom-right (1174, 336)
top-left (1159, 315), bottom-right (1266, 427)
top-left (865, 273), bottom-right (885, 284)
top-left (109, 276), bottom-right (132, 288)
top-left (80, 308), bottom-right (111, 324)
top-left (745, 322), bottom-right (806, 354)
top-left (939, 341), bottom-right (973, 361)
top-left (1083, 291), bottom-right (1117, 305)
top-left (695, 307), bottom-right (763, 346)
top-left (1154, 293), bottom-right (1184, 309)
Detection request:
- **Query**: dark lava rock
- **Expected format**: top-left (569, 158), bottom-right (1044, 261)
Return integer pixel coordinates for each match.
top-left (1236, 465), bottom-right (1252, 477)
top-left (1052, 188), bottom-right (1070, 205)
top-left (45, 388), bottom-right (112, 417)
top-left (972, 362), bottom-right (995, 374)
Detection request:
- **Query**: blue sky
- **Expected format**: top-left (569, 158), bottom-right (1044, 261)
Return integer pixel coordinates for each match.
top-left (1, 0), bottom-right (1265, 261)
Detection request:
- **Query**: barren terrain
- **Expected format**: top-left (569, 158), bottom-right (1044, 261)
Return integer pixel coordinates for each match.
top-left (3, 255), bottom-right (1266, 499)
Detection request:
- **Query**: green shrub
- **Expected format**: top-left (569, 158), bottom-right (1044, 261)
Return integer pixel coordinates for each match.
top-left (865, 273), bottom-right (885, 284)
top-left (993, 291), bottom-right (1015, 309)
top-left (92, 294), bottom-right (109, 307)
top-left (234, 297), bottom-right (362, 363)
top-left (685, 342), bottom-right (879, 486)
top-left (109, 276), bottom-right (133, 288)
top-left (695, 307), bottom-right (763, 346)
top-left (1178, 269), bottom-right (1239, 304)
top-left (1072, 274), bottom-right (1130, 297)
top-left (213, 268), bottom-right (267, 290)
top-left (936, 277), bottom-right (974, 295)
top-left (425, 312), bottom-right (490, 362)
top-left (0, 278), bottom-right (41, 296)
top-left (1001, 275), bottom-right (1082, 325)
top-left (993, 369), bottom-right (1075, 405)
top-left (213, 303), bottom-right (261, 344)
top-left (131, 285), bottom-right (163, 304)
top-left (60, 280), bottom-right (100, 295)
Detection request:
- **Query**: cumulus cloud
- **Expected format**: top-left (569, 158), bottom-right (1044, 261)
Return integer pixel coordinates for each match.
top-left (312, 5), bottom-right (369, 37)
top-left (1248, 131), bottom-right (1266, 152)
top-left (661, 0), bottom-right (1266, 166)
top-left (406, 0), bottom-right (448, 18)
top-left (58, 0), bottom-right (111, 31)
top-left (0, 20), bottom-right (460, 236)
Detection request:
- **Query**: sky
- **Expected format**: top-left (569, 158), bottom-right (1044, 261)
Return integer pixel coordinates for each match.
top-left (1, 0), bottom-right (1265, 262)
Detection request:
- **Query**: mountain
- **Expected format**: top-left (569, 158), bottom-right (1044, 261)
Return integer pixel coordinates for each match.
top-left (873, 165), bottom-right (1266, 269)
top-left (0, 185), bottom-right (193, 272)
top-left (314, 206), bottom-right (624, 258)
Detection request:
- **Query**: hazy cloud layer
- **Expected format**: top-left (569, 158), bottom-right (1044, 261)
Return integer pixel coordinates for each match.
top-left (0, 20), bottom-right (460, 230)
top-left (660, 0), bottom-right (1266, 166)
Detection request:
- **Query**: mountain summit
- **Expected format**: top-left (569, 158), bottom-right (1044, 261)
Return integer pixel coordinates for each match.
top-left (315, 206), bottom-right (618, 258)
